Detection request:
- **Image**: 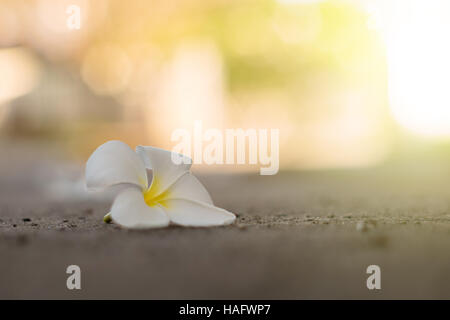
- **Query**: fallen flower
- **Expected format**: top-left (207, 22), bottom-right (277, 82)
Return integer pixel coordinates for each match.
top-left (85, 141), bottom-right (236, 229)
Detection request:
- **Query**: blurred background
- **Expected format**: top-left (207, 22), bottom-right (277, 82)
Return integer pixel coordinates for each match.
top-left (4, 0), bottom-right (450, 300)
top-left (0, 0), bottom-right (449, 176)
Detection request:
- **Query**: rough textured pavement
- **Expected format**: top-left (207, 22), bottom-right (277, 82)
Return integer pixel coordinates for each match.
top-left (1, 141), bottom-right (450, 299)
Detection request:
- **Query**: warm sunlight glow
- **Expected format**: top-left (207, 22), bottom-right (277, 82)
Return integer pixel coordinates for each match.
top-left (0, 47), bottom-right (40, 104)
top-left (371, 0), bottom-right (450, 137)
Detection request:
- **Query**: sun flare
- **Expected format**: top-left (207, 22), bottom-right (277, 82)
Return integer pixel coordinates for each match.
top-left (370, 0), bottom-right (450, 138)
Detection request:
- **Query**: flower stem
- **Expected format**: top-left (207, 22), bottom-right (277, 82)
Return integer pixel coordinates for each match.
top-left (103, 213), bottom-right (112, 223)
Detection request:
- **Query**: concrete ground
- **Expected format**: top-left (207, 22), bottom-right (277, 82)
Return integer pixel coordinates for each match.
top-left (1, 141), bottom-right (450, 299)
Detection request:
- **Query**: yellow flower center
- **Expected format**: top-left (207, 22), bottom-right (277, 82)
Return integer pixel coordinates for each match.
top-left (103, 176), bottom-right (172, 224)
top-left (142, 176), bottom-right (171, 208)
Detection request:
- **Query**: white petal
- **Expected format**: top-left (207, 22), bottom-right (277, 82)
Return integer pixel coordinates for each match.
top-left (86, 141), bottom-right (148, 191)
top-left (162, 199), bottom-right (236, 227)
top-left (164, 173), bottom-right (213, 204)
top-left (136, 146), bottom-right (191, 196)
top-left (110, 187), bottom-right (170, 229)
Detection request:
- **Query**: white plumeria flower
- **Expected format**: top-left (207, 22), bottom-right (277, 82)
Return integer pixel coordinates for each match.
top-left (85, 140), bottom-right (236, 229)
